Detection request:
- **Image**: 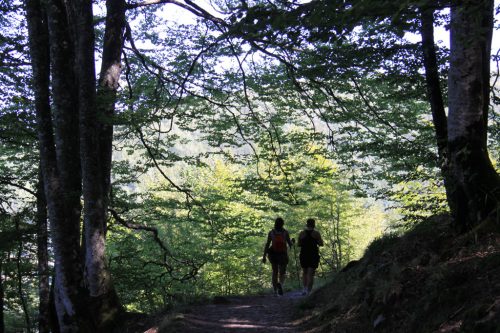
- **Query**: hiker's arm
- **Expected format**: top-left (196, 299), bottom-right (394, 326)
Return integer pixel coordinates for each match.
top-left (286, 231), bottom-right (293, 248)
top-left (262, 232), bottom-right (271, 262)
top-left (315, 231), bottom-right (324, 246)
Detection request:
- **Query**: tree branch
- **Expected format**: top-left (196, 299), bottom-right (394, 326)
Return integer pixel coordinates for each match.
top-left (0, 177), bottom-right (37, 197)
top-left (125, 0), bottom-right (226, 25)
top-left (109, 207), bottom-right (202, 281)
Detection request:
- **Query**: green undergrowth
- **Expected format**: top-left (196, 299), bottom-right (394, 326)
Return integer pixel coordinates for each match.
top-left (296, 214), bottom-right (500, 333)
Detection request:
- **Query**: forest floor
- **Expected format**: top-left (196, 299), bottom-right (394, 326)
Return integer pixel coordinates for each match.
top-left (149, 292), bottom-right (304, 333)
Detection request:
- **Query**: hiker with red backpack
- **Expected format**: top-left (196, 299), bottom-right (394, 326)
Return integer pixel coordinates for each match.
top-left (262, 217), bottom-right (293, 296)
top-left (298, 218), bottom-right (324, 295)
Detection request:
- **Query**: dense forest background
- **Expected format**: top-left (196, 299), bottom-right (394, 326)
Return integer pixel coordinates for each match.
top-left (0, 0), bottom-right (498, 332)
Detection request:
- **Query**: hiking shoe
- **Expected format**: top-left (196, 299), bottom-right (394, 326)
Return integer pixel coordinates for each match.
top-left (277, 283), bottom-right (283, 296)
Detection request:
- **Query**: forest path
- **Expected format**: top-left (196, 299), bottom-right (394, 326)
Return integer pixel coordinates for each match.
top-left (150, 291), bottom-right (306, 333)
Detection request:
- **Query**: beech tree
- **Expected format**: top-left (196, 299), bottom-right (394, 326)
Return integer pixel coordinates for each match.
top-left (24, 0), bottom-right (125, 330)
top-left (447, 0), bottom-right (499, 227)
top-left (412, 0), bottom-right (499, 227)
top-left (418, 0), bottom-right (499, 228)
top-left (23, 0), bottom-right (223, 330)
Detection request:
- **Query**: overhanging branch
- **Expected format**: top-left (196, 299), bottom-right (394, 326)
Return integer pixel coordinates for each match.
top-left (125, 0), bottom-right (226, 25)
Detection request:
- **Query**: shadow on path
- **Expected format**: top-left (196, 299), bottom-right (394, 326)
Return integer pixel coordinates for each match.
top-left (154, 291), bottom-right (306, 333)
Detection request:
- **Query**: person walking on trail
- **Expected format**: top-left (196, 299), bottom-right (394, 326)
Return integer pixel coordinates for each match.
top-left (298, 218), bottom-right (324, 296)
top-left (262, 217), bottom-right (293, 296)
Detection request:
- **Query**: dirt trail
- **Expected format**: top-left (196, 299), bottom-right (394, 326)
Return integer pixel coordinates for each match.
top-left (150, 291), bottom-right (305, 333)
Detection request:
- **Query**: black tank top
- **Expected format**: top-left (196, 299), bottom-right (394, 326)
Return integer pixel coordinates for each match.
top-left (301, 230), bottom-right (318, 255)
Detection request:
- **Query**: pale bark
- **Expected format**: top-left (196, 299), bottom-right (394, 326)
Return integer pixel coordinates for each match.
top-left (44, 1), bottom-right (87, 328)
top-left (448, 0), bottom-right (500, 227)
top-left (25, 0), bottom-right (88, 330)
top-left (27, 0), bottom-right (126, 328)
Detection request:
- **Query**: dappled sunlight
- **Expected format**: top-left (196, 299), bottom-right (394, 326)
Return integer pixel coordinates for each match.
top-left (160, 294), bottom-right (301, 332)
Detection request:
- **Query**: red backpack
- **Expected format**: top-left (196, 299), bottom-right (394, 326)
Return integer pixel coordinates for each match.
top-left (271, 230), bottom-right (287, 253)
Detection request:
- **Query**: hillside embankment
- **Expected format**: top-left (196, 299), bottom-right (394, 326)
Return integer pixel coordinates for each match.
top-left (297, 214), bottom-right (500, 332)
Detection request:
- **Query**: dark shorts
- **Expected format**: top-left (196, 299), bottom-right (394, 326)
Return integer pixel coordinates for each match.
top-left (300, 252), bottom-right (319, 269)
top-left (268, 251), bottom-right (289, 268)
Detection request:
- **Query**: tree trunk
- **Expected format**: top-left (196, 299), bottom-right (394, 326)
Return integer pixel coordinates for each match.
top-left (17, 250), bottom-right (31, 332)
top-left (78, 0), bottom-right (125, 327)
top-left (0, 260), bottom-right (4, 333)
top-left (48, 276), bottom-right (61, 333)
top-left (37, 168), bottom-right (50, 333)
top-left (26, 0), bottom-right (126, 328)
top-left (329, 199), bottom-right (339, 271)
top-left (419, 6), bottom-right (456, 202)
top-left (420, 7), bottom-right (448, 155)
top-left (25, 0), bottom-right (89, 331)
top-left (69, 0), bottom-right (106, 301)
top-left (335, 199), bottom-right (342, 269)
top-left (448, 0), bottom-right (500, 228)
top-left (15, 218), bottom-right (32, 333)
top-left (97, 0), bottom-right (126, 204)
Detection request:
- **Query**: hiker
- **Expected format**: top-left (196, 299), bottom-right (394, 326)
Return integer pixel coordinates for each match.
top-left (262, 217), bottom-right (293, 296)
top-left (298, 218), bottom-right (323, 295)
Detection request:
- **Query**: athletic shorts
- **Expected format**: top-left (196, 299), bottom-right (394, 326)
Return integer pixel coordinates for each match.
top-left (300, 252), bottom-right (319, 269)
top-left (268, 252), bottom-right (289, 268)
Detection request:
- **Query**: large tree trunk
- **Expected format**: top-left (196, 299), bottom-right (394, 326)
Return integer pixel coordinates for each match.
top-left (26, 0), bottom-right (124, 330)
top-left (448, 0), bottom-right (500, 228)
top-left (36, 168), bottom-right (50, 333)
top-left (25, 0), bottom-right (90, 331)
top-left (73, 0), bottom-right (124, 327)
top-left (44, 0), bottom-right (88, 328)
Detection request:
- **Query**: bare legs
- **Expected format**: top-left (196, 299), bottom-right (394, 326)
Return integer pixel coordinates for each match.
top-left (271, 263), bottom-right (278, 288)
top-left (271, 263), bottom-right (286, 295)
top-left (302, 267), bottom-right (315, 294)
